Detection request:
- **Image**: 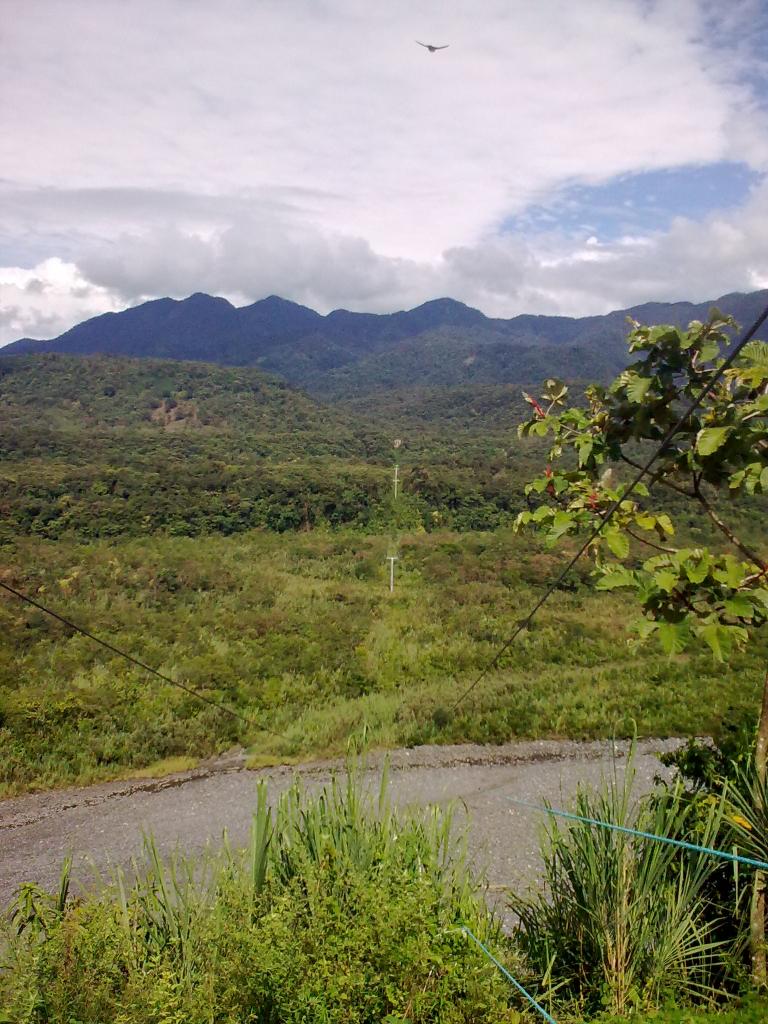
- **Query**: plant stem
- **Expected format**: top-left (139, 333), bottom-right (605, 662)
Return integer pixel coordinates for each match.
top-left (751, 666), bottom-right (768, 989)
top-left (691, 481), bottom-right (767, 572)
top-left (624, 527), bottom-right (677, 555)
top-left (618, 453), bottom-right (697, 499)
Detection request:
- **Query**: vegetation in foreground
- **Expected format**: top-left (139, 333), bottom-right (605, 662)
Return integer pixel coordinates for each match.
top-left (514, 762), bottom-right (728, 1017)
top-left (3, 316), bottom-right (768, 1017)
top-left (0, 770), bottom-right (517, 1023)
top-left (3, 528), bottom-right (767, 795)
top-left (3, 763), bottom-right (768, 1023)
top-left (514, 313), bottom-right (768, 981)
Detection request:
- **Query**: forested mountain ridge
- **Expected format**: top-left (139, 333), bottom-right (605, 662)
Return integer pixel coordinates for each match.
top-left (5, 289), bottom-right (767, 397)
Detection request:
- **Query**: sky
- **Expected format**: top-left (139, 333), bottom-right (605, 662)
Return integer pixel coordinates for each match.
top-left (2, 0), bottom-right (768, 345)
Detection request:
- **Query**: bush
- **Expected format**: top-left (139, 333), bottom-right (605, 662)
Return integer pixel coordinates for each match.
top-left (1, 766), bottom-right (521, 1022)
top-left (510, 753), bottom-right (726, 1017)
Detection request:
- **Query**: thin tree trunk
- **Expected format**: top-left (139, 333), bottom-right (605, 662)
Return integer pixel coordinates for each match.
top-left (751, 667), bottom-right (768, 988)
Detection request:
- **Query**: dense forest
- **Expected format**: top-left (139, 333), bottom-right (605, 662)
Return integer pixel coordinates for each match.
top-left (2, 341), bottom-right (767, 794)
top-left (0, 353), bottom-right (543, 540)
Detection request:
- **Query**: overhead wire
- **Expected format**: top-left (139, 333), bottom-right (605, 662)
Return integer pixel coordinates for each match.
top-left (460, 926), bottom-right (558, 1023)
top-left (508, 797), bottom-right (768, 872)
top-left (449, 298), bottom-right (768, 713)
top-left (0, 579), bottom-right (286, 737)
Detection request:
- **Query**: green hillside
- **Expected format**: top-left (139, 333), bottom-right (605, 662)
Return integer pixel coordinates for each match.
top-left (340, 382), bottom-right (544, 434)
top-left (7, 289), bottom-right (767, 399)
top-left (4, 527), bottom-right (766, 794)
top-left (305, 326), bottom-right (623, 399)
top-left (0, 354), bottom-right (542, 540)
top-left (0, 353), bottom-right (367, 442)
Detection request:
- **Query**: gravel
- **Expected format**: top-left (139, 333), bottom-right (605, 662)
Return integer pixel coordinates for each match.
top-left (0, 737), bottom-right (685, 913)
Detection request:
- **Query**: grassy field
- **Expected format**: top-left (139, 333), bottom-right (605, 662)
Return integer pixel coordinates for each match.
top-left (594, 1004), bottom-right (768, 1023)
top-left (2, 527), bottom-right (765, 795)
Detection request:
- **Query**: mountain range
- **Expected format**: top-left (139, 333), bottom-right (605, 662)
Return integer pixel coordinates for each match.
top-left (5, 289), bottom-right (767, 398)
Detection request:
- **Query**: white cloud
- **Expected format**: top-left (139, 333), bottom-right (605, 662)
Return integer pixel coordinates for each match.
top-left (2, 178), bottom-right (768, 346)
top-left (1, 0), bottom-right (767, 342)
top-left (436, 178), bottom-right (768, 316)
top-left (0, 259), bottom-right (122, 342)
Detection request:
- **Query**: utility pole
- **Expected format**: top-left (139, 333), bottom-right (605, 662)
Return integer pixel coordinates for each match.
top-left (386, 555), bottom-right (398, 592)
top-left (393, 438), bottom-right (402, 500)
top-left (393, 463), bottom-right (399, 500)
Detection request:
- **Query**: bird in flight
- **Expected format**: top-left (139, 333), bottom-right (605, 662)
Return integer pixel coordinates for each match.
top-left (416, 40), bottom-right (449, 53)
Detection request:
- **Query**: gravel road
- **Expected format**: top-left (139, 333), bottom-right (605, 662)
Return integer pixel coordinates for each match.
top-left (0, 738), bottom-right (684, 912)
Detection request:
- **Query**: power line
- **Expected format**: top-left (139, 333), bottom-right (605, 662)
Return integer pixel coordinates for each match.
top-left (460, 927), bottom-right (557, 1023)
top-left (450, 300), bottom-right (768, 713)
top-left (0, 578), bottom-right (281, 735)
top-left (508, 797), bottom-right (768, 872)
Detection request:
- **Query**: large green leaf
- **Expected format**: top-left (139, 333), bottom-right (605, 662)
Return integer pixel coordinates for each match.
top-left (654, 513), bottom-right (674, 537)
top-left (695, 426), bottom-right (733, 456)
top-left (549, 510), bottom-right (575, 540)
top-left (698, 622), bottom-right (725, 661)
top-left (625, 374), bottom-right (652, 403)
top-left (649, 325), bottom-right (682, 346)
top-left (578, 441), bottom-right (593, 466)
top-left (632, 617), bottom-right (659, 642)
top-left (723, 596), bottom-right (755, 619)
top-left (713, 557), bottom-right (746, 589)
top-left (634, 513), bottom-right (656, 531)
top-left (740, 340), bottom-right (768, 372)
top-left (683, 554), bottom-right (711, 584)
top-left (697, 339), bottom-right (720, 363)
top-left (595, 567), bottom-right (636, 590)
top-left (654, 569), bottom-right (678, 593)
top-left (658, 620), bottom-right (690, 656)
top-left (604, 526), bottom-right (630, 559)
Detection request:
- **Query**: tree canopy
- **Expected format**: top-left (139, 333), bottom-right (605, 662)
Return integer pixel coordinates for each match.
top-left (515, 312), bottom-right (768, 661)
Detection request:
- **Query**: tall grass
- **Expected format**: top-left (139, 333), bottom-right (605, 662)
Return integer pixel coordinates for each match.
top-left (4, 528), bottom-right (766, 795)
top-left (1, 764), bottom-right (519, 1023)
top-left (510, 755), bottom-right (727, 1017)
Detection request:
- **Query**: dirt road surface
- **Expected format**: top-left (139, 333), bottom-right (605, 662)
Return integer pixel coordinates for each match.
top-left (0, 738), bottom-right (683, 912)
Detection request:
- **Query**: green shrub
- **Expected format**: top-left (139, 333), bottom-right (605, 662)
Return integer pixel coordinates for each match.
top-left (510, 755), bottom-right (727, 1017)
top-left (1, 767), bottom-right (522, 1022)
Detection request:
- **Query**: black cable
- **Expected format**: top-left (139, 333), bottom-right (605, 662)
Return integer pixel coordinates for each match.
top-left (449, 299), bottom-right (768, 713)
top-left (0, 578), bottom-right (284, 737)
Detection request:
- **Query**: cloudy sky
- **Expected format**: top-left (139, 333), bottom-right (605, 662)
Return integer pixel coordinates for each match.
top-left (2, 0), bottom-right (768, 345)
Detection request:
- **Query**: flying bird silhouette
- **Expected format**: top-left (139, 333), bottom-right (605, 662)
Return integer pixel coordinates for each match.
top-left (416, 40), bottom-right (449, 52)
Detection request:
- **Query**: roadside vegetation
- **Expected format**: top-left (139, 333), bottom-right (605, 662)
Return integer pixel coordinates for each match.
top-left (2, 527), bottom-right (766, 795)
top-left (3, 762), bottom-right (768, 1022)
top-left (0, 769), bottom-right (516, 1022)
top-left (514, 312), bottom-right (768, 982)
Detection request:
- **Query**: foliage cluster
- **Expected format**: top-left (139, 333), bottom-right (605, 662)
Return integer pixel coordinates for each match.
top-left (651, 711), bottom-right (768, 983)
top-left (0, 770), bottom-right (518, 1023)
top-left (514, 311), bottom-right (768, 986)
top-left (4, 761), bottom-right (768, 1022)
top-left (515, 314), bottom-right (768, 662)
top-left (512, 761), bottom-right (728, 1018)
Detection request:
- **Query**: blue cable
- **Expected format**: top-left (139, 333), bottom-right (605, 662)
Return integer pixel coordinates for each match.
top-left (460, 926), bottom-right (558, 1024)
top-left (507, 797), bottom-right (768, 871)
